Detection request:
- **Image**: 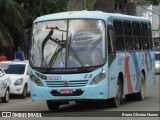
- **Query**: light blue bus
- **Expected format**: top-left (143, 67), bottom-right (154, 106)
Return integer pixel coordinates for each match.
top-left (29, 11), bottom-right (155, 110)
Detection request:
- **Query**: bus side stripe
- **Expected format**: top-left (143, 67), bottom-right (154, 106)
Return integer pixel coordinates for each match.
top-left (129, 52), bottom-right (140, 91)
top-left (145, 52), bottom-right (150, 71)
top-left (147, 51), bottom-right (152, 70)
top-left (125, 53), bottom-right (134, 93)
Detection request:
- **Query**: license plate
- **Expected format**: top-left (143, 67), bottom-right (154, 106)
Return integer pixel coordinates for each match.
top-left (60, 89), bottom-right (73, 95)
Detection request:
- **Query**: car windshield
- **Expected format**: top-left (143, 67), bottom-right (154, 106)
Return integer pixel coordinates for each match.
top-left (0, 63), bottom-right (25, 74)
top-left (155, 53), bottom-right (160, 61)
top-left (30, 19), bottom-right (106, 69)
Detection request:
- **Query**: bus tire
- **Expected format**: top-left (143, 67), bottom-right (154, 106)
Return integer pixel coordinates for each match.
top-left (135, 73), bottom-right (145, 101)
top-left (21, 84), bottom-right (27, 99)
top-left (47, 100), bottom-right (60, 110)
top-left (108, 78), bottom-right (123, 107)
top-left (125, 94), bottom-right (133, 101)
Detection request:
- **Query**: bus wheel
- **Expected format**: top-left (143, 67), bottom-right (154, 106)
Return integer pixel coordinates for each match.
top-left (21, 84), bottom-right (27, 99)
top-left (135, 73), bottom-right (145, 101)
top-left (47, 101), bottom-right (60, 110)
top-left (108, 79), bottom-right (123, 107)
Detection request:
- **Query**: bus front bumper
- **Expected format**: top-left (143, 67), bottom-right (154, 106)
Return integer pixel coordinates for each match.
top-left (30, 80), bottom-right (109, 101)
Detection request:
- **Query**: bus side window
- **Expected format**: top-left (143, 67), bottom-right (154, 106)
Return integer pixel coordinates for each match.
top-left (148, 22), bottom-right (153, 50)
top-left (141, 23), bottom-right (150, 50)
top-left (123, 21), bottom-right (134, 51)
top-left (132, 22), bottom-right (141, 50)
top-left (108, 25), bottom-right (115, 54)
top-left (113, 20), bottom-right (124, 51)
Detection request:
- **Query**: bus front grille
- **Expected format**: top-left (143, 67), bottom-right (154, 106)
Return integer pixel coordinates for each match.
top-left (45, 80), bottom-right (88, 87)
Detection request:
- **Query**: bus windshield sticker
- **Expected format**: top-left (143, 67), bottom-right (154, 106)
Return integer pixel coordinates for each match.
top-left (58, 61), bottom-right (65, 68)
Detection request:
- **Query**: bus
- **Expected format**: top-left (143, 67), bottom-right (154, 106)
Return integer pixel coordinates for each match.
top-left (29, 11), bottom-right (155, 110)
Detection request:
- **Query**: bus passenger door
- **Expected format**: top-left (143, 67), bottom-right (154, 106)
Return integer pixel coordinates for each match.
top-left (107, 20), bottom-right (117, 98)
top-left (108, 24), bottom-right (116, 68)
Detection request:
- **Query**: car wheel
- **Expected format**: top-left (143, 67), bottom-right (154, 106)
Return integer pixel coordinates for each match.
top-left (47, 100), bottom-right (60, 110)
top-left (2, 88), bottom-right (9, 103)
top-left (21, 85), bottom-right (27, 99)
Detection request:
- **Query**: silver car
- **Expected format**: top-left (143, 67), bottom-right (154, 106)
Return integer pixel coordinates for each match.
top-left (155, 52), bottom-right (160, 74)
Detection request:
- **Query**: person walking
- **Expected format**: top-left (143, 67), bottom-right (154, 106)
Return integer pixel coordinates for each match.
top-left (15, 47), bottom-right (25, 61)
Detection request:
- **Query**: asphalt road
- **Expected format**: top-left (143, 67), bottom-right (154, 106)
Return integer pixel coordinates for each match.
top-left (0, 75), bottom-right (159, 120)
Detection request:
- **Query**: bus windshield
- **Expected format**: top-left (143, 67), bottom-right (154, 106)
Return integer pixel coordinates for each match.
top-left (30, 19), bottom-right (106, 69)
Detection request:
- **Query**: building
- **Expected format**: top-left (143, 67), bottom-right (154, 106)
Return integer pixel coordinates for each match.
top-left (93, 0), bottom-right (137, 15)
top-left (136, 2), bottom-right (160, 38)
top-left (135, 2), bottom-right (160, 49)
top-left (67, 0), bottom-right (137, 16)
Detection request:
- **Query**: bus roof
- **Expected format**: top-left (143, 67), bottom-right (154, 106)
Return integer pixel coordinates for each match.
top-left (34, 11), bottom-right (151, 23)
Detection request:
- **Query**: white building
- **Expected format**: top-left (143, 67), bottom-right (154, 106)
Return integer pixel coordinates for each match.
top-left (136, 3), bottom-right (160, 38)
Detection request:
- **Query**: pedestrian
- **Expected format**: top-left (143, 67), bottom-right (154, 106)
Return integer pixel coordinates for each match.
top-left (15, 47), bottom-right (25, 61)
top-left (0, 53), bottom-right (7, 61)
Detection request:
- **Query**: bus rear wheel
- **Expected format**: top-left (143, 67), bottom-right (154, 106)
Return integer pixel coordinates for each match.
top-left (125, 73), bottom-right (145, 101)
top-left (47, 100), bottom-right (60, 110)
top-left (21, 84), bottom-right (27, 99)
top-left (108, 78), bottom-right (123, 107)
top-left (135, 73), bottom-right (145, 101)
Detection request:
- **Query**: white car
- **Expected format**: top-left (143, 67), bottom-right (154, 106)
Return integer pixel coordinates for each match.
top-left (155, 52), bottom-right (160, 74)
top-left (0, 68), bottom-right (10, 103)
top-left (0, 61), bottom-right (30, 98)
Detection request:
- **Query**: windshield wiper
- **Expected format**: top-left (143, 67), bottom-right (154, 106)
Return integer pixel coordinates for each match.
top-left (66, 34), bottom-right (86, 69)
top-left (46, 28), bottom-right (67, 68)
top-left (47, 34), bottom-right (86, 69)
top-left (47, 45), bottom-right (64, 68)
top-left (41, 26), bottom-right (66, 67)
top-left (42, 26), bottom-right (86, 70)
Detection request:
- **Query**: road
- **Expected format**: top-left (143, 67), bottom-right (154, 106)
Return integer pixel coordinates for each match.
top-left (0, 75), bottom-right (159, 119)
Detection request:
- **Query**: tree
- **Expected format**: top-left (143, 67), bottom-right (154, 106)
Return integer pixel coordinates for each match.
top-left (0, 0), bottom-right (26, 47)
top-left (149, 0), bottom-right (160, 5)
top-left (83, 0), bottom-right (96, 10)
top-left (139, 0), bottom-right (160, 5)
top-left (15, 0), bottom-right (68, 28)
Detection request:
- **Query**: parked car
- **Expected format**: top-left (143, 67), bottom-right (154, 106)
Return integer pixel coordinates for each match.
top-left (0, 68), bottom-right (10, 103)
top-left (155, 52), bottom-right (160, 74)
top-left (0, 60), bottom-right (29, 98)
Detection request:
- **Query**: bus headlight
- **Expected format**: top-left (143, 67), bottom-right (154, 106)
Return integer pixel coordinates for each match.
top-left (90, 70), bottom-right (106, 85)
top-left (30, 74), bottom-right (44, 86)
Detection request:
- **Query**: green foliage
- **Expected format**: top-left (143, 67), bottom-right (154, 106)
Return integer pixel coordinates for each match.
top-left (85, 0), bottom-right (94, 10)
top-left (139, 0), bottom-right (160, 5)
top-left (0, 0), bottom-right (26, 47)
top-left (150, 0), bottom-right (160, 5)
top-left (15, 0), bottom-right (68, 28)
